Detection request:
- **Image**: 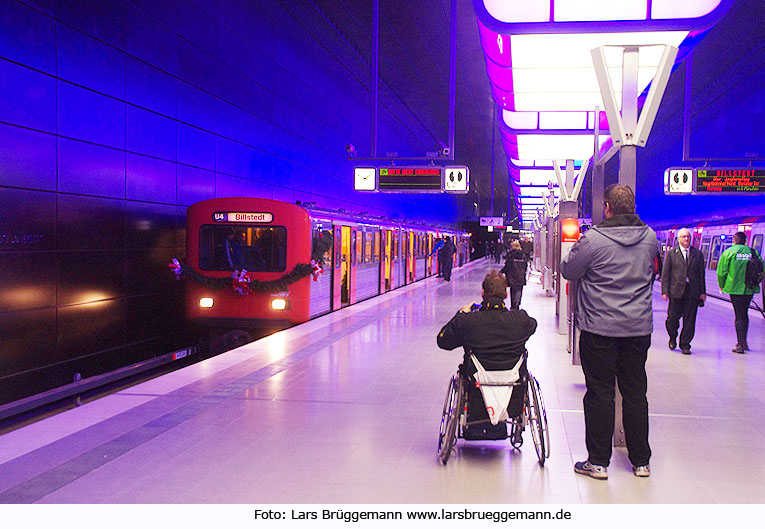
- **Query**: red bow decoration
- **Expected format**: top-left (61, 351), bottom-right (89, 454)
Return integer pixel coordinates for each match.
top-left (168, 258), bottom-right (183, 280)
top-left (310, 259), bottom-right (323, 281)
top-left (231, 269), bottom-right (253, 295)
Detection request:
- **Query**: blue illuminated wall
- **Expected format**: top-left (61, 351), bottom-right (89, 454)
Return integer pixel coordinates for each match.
top-left (0, 0), bottom-right (457, 405)
top-left (631, 0), bottom-right (765, 226)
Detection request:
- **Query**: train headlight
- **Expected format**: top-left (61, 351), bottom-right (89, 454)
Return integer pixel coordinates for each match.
top-left (199, 297), bottom-right (214, 308)
top-left (271, 298), bottom-right (288, 311)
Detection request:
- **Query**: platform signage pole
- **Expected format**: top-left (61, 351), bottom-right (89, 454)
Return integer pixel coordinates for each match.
top-left (543, 183), bottom-right (556, 297)
top-left (554, 159), bottom-right (587, 337)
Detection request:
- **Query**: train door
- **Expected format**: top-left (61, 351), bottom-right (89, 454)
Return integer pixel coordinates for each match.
top-left (708, 235), bottom-right (723, 270)
top-left (381, 230), bottom-right (390, 291)
top-left (701, 235), bottom-right (712, 268)
top-left (332, 224), bottom-right (352, 308)
top-left (752, 233), bottom-right (764, 255)
top-left (427, 234), bottom-right (433, 275)
top-left (332, 225), bottom-right (342, 309)
top-left (665, 229), bottom-right (676, 256)
top-left (393, 230), bottom-right (401, 288)
top-left (401, 232), bottom-right (408, 284)
top-left (350, 227), bottom-right (358, 304)
top-left (341, 226), bottom-right (351, 306)
top-left (692, 228), bottom-right (703, 249)
top-left (408, 232), bottom-right (415, 282)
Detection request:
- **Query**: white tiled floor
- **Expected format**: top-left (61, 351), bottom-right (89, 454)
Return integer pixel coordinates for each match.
top-left (0, 259), bottom-right (763, 504)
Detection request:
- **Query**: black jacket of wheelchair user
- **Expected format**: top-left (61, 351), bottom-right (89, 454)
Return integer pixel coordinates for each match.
top-left (436, 299), bottom-right (538, 374)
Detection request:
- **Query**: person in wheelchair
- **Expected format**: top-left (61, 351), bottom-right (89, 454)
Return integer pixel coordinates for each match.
top-left (436, 270), bottom-right (537, 440)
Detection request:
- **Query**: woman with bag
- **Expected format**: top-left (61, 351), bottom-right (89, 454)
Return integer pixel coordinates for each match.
top-left (502, 240), bottom-right (528, 310)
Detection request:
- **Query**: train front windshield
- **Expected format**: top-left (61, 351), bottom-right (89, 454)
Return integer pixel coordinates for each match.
top-left (199, 225), bottom-right (287, 272)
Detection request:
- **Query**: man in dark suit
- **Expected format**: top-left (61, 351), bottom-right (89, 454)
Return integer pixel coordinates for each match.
top-left (661, 228), bottom-right (706, 355)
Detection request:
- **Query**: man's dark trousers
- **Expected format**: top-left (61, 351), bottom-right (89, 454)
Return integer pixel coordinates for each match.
top-left (666, 289), bottom-right (699, 350)
top-left (442, 257), bottom-right (453, 280)
top-left (579, 330), bottom-right (652, 468)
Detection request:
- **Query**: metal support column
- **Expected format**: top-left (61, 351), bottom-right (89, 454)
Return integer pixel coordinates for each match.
top-left (591, 44), bottom-right (677, 449)
top-left (618, 47), bottom-right (639, 190)
top-left (592, 106), bottom-right (605, 225)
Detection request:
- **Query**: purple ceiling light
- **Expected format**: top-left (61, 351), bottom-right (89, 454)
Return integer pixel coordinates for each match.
top-left (474, 0), bottom-right (734, 214)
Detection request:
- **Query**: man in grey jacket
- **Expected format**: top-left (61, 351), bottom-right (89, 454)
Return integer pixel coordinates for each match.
top-left (561, 184), bottom-right (658, 480)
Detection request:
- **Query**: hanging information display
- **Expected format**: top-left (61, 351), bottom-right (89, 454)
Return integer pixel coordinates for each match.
top-left (378, 167), bottom-right (443, 192)
top-left (693, 168), bottom-right (764, 194)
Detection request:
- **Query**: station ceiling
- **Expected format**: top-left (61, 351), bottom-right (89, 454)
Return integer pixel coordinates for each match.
top-left (303, 0), bottom-right (735, 225)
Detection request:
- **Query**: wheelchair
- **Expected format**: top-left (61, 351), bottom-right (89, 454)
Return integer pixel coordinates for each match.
top-left (437, 351), bottom-right (550, 465)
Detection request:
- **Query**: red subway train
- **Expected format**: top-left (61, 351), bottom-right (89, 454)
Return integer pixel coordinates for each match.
top-left (177, 197), bottom-right (470, 336)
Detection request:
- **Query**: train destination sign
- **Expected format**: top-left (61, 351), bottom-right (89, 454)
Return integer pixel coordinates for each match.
top-left (212, 212), bottom-right (274, 223)
top-left (694, 168), bottom-right (765, 194)
top-left (378, 167), bottom-right (443, 192)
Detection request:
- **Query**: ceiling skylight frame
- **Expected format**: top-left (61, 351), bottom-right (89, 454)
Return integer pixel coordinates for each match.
top-left (474, 0), bottom-right (734, 215)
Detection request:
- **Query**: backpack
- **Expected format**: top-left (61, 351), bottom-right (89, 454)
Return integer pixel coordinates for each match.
top-left (745, 248), bottom-right (765, 289)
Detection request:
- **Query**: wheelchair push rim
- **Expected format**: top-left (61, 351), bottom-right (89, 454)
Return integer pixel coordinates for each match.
top-left (526, 372), bottom-right (550, 465)
top-left (438, 374), bottom-right (463, 464)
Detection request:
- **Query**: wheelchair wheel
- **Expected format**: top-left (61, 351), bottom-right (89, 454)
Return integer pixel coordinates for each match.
top-left (438, 375), bottom-right (464, 464)
top-left (526, 373), bottom-right (550, 465)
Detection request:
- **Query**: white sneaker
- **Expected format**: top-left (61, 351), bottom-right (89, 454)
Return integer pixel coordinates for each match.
top-left (574, 460), bottom-right (608, 480)
top-left (633, 465), bottom-right (650, 477)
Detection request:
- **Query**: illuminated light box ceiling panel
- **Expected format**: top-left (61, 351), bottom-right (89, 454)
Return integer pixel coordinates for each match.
top-left (474, 0), bottom-right (733, 212)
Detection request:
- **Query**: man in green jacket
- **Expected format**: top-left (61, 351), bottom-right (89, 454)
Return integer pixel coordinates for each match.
top-left (717, 232), bottom-right (762, 353)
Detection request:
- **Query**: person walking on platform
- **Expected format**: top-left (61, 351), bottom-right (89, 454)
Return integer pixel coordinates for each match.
top-left (441, 236), bottom-right (456, 281)
top-left (717, 231), bottom-right (763, 354)
top-left (431, 237), bottom-right (446, 277)
top-left (561, 184), bottom-right (658, 480)
top-left (662, 228), bottom-right (706, 355)
top-left (502, 240), bottom-right (527, 310)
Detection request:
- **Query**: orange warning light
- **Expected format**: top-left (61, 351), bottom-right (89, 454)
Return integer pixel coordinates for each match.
top-left (561, 218), bottom-right (580, 243)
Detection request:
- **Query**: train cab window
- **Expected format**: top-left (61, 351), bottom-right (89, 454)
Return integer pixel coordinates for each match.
top-left (199, 225), bottom-right (287, 272)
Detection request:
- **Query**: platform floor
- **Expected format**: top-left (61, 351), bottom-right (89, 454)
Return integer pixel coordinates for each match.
top-left (1, 259), bottom-right (764, 504)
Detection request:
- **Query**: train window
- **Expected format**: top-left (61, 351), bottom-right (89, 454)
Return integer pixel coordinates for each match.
top-left (701, 243), bottom-right (710, 266)
top-left (199, 225), bottom-right (287, 272)
top-left (352, 230), bottom-right (358, 266)
top-left (753, 234), bottom-right (763, 255)
top-left (335, 227), bottom-right (342, 269)
top-left (393, 232), bottom-right (398, 259)
top-left (364, 232), bottom-right (372, 263)
top-left (311, 227), bottom-right (333, 267)
top-left (708, 236), bottom-right (721, 269)
top-left (374, 231), bottom-right (381, 262)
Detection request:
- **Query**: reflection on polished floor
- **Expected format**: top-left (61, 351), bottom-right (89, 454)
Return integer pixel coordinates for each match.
top-left (0, 259), bottom-right (764, 504)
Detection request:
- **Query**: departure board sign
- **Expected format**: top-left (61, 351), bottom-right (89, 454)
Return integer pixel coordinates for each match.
top-left (694, 168), bottom-right (765, 194)
top-left (378, 167), bottom-right (442, 193)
